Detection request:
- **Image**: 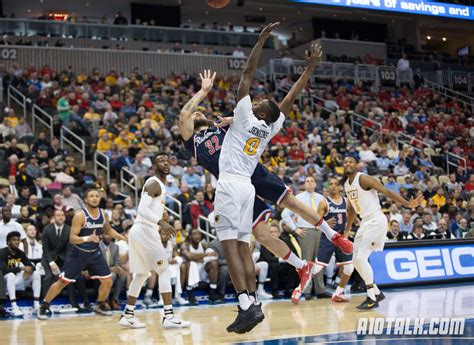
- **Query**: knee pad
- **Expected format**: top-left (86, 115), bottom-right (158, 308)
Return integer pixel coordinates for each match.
top-left (343, 263), bottom-right (354, 276)
top-left (158, 268), bottom-right (172, 294)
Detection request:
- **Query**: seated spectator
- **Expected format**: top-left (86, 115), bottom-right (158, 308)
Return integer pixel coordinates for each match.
top-left (427, 219), bottom-right (455, 239)
top-left (16, 206), bottom-right (34, 227)
top-left (406, 224), bottom-right (426, 240)
top-left (5, 138), bottom-right (25, 160)
top-left (16, 186), bottom-right (31, 207)
top-left (385, 174), bottom-right (400, 193)
top-left (207, 238), bottom-right (228, 302)
top-left (358, 143), bottom-right (377, 163)
top-left (453, 218), bottom-right (470, 239)
top-left (190, 191), bottom-right (214, 229)
top-left (431, 188), bottom-right (446, 210)
top-left (108, 183), bottom-right (127, 205)
top-left (169, 156), bottom-right (184, 179)
top-left (376, 149), bottom-right (391, 172)
top-left (422, 212), bottom-right (437, 232)
top-left (181, 167), bottom-right (203, 191)
top-left (388, 204), bottom-right (403, 224)
top-left (99, 233), bottom-right (125, 310)
top-left (114, 148), bottom-right (134, 173)
top-left (386, 220), bottom-right (406, 242)
top-left (394, 159), bottom-right (409, 176)
top-left (180, 229), bottom-right (219, 304)
top-left (232, 46), bottom-right (245, 58)
top-left (123, 196), bottom-right (137, 221)
top-left (26, 154), bottom-right (44, 179)
top-left (16, 163), bottom-right (34, 189)
top-left (110, 209), bottom-right (125, 234)
top-left (0, 207), bottom-right (26, 248)
top-left (399, 211), bottom-right (413, 234)
top-left (62, 186), bottom-right (84, 211)
top-left (0, 231), bottom-right (41, 316)
top-left (19, 225), bottom-right (42, 266)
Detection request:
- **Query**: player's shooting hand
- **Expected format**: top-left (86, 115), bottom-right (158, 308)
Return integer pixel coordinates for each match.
top-left (89, 230), bottom-right (101, 243)
top-left (326, 217), bottom-right (337, 228)
top-left (214, 116), bottom-right (233, 127)
top-left (258, 22), bottom-right (280, 42)
top-left (305, 43), bottom-right (323, 67)
top-left (159, 222), bottom-right (176, 237)
top-left (407, 195), bottom-right (424, 209)
top-left (295, 228), bottom-right (307, 237)
top-left (199, 69), bottom-right (216, 93)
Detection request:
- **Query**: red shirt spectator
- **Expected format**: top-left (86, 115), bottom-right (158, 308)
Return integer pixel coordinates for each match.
top-left (190, 191), bottom-right (214, 228)
top-left (286, 122), bottom-right (306, 142)
top-left (288, 145), bottom-right (305, 161)
top-left (271, 130), bottom-right (291, 145)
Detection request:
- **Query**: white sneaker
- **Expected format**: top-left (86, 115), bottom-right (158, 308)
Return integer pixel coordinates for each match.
top-left (119, 314), bottom-right (146, 329)
top-left (175, 297), bottom-right (189, 305)
top-left (143, 296), bottom-right (152, 307)
top-left (11, 306), bottom-right (23, 317)
top-left (258, 290), bottom-right (273, 300)
top-left (162, 316), bottom-right (191, 329)
top-left (158, 299), bottom-right (164, 307)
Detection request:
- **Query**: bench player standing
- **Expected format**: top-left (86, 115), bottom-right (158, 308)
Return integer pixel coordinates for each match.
top-left (37, 188), bottom-right (127, 320)
top-left (119, 153), bottom-right (190, 329)
top-left (295, 176), bottom-right (354, 304)
top-left (343, 156), bottom-right (423, 309)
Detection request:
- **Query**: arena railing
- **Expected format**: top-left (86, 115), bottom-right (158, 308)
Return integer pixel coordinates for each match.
top-left (60, 125), bottom-right (86, 165)
top-left (120, 167), bottom-right (139, 205)
top-left (0, 18), bottom-right (273, 48)
top-left (93, 151), bottom-right (110, 185)
top-left (7, 85), bottom-right (26, 118)
top-left (197, 215), bottom-right (216, 242)
top-left (32, 104), bottom-right (54, 142)
top-left (446, 153), bottom-right (467, 175)
top-left (423, 72), bottom-right (474, 112)
top-left (1, 45), bottom-right (247, 76)
top-left (165, 195), bottom-right (183, 225)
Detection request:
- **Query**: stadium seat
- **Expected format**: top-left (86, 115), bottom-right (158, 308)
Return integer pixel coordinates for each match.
top-left (429, 176), bottom-right (439, 186)
top-left (381, 176), bottom-right (389, 185)
top-left (396, 176), bottom-right (406, 184)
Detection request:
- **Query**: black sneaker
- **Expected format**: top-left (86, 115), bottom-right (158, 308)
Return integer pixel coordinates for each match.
top-left (376, 291), bottom-right (385, 302)
top-left (187, 290), bottom-right (198, 305)
top-left (92, 302), bottom-right (113, 316)
top-left (316, 292), bottom-right (332, 299)
top-left (0, 306), bottom-right (10, 319)
top-left (209, 289), bottom-right (220, 304)
top-left (230, 303), bottom-right (265, 334)
top-left (37, 304), bottom-right (51, 320)
top-left (356, 297), bottom-right (379, 310)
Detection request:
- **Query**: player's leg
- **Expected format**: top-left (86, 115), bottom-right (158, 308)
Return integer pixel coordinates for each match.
top-left (254, 261), bottom-right (272, 299)
top-left (251, 199), bottom-right (315, 292)
top-left (204, 260), bottom-right (219, 302)
top-left (37, 251), bottom-right (82, 320)
top-left (144, 271), bottom-right (157, 306)
top-left (29, 270), bottom-right (42, 310)
top-left (4, 272), bottom-right (22, 316)
top-left (331, 244), bottom-right (354, 302)
top-left (280, 193), bottom-right (352, 254)
top-left (88, 252), bottom-right (113, 316)
top-left (237, 240), bottom-right (257, 300)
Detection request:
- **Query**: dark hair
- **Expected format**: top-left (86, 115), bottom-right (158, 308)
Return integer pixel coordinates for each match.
top-left (344, 154), bottom-right (359, 163)
top-left (263, 100), bottom-right (281, 124)
top-left (390, 220), bottom-right (399, 226)
top-left (84, 188), bottom-right (100, 199)
top-left (6, 231), bottom-right (21, 243)
top-left (328, 176), bottom-right (340, 184)
top-left (154, 152), bottom-right (168, 161)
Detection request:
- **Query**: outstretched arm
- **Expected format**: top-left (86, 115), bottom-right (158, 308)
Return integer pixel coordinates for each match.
top-left (360, 175), bottom-right (423, 209)
top-left (237, 22), bottom-right (279, 102)
top-left (179, 70), bottom-right (216, 141)
top-left (279, 43), bottom-right (322, 116)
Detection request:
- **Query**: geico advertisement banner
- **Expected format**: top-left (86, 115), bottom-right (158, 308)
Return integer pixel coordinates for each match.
top-left (292, 0), bottom-right (474, 21)
top-left (369, 244), bottom-right (474, 285)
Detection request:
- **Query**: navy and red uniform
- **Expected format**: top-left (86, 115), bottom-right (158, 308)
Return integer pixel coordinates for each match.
top-left (315, 197), bottom-right (352, 266)
top-left (59, 208), bottom-right (111, 282)
top-left (184, 125), bottom-right (290, 227)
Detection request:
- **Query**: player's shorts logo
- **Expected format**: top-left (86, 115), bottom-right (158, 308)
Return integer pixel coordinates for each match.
top-left (157, 260), bottom-right (163, 266)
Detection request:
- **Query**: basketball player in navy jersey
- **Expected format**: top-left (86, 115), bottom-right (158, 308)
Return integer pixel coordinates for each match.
top-left (180, 48), bottom-right (351, 324)
top-left (300, 177), bottom-right (355, 303)
top-left (37, 188), bottom-right (127, 320)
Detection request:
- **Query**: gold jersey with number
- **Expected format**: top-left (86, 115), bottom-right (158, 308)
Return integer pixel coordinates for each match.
top-left (219, 95), bottom-right (284, 178)
top-left (344, 172), bottom-right (381, 220)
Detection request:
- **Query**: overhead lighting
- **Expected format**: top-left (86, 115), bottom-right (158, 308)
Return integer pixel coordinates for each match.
top-left (427, 35), bottom-right (431, 40)
top-left (442, 37), bottom-right (447, 41)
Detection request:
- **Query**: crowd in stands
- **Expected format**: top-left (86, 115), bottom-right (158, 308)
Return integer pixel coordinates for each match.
top-left (0, 61), bottom-right (472, 318)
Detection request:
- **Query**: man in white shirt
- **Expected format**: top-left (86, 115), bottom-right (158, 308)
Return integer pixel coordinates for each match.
top-left (397, 54), bottom-right (410, 72)
top-left (358, 143), bottom-right (377, 163)
top-left (281, 176), bottom-right (329, 300)
top-left (62, 186), bottom-right (85, 211)
top-left (0, 207), bottom-right (26, 248)
top-left (399, 211), bottom-right (413, 234)
top-left (388, 203), bottom-right (403, 224)
top-left (232, 45), bottom-right (246, 58)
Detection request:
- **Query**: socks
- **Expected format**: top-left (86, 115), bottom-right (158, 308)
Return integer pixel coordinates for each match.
top-left (34, 300), bottom-right (40, 309)
top-left (210, 284), bottom-right (217, 290)
top-left (124, 304), bottom-right (135, 317)
top-left (145, 289), bottom-right (153, 298)
top-left (249, 291), bottom-right (257, 303)
top-left (334, 286), bottom-right (344, 296)
top-left (373, 284), bottom-right (380, 295)
top-left (11, 301), bottom-right (17, 309)
top-left (164, 305), bottom-right (173, 320)
top-left (366, 286), bottom-right (376, 301)
top-left (284, 251), bottom-right (305, 269)
top-left (237, 291), bottom-right (252, 311)
top-left (315, 219), bottom-right (337, 240)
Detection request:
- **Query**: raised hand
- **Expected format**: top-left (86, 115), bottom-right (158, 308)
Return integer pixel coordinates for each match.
top-left (258, 22), bottom-right (280, 42)
top-left (407, 195), bottom-right (424, 209)
top-left (199, 69), bottom-right (216, 93)
top-left (214, 116), bottom-right (234, 127)
top-left (305, 43), bottom-right (323, 68)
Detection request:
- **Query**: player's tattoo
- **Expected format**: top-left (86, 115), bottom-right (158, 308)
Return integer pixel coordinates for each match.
top-left (183, 92), bottom-right (202, 112)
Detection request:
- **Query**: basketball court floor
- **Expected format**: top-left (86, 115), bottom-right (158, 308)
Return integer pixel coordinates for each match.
top-left (1, 283), bottom-right (472, 345)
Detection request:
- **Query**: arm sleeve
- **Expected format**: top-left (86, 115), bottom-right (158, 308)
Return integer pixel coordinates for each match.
top-left (137, 192), bottom-right (162, 224)
top-left (281, 207), bottom-right (297, 231)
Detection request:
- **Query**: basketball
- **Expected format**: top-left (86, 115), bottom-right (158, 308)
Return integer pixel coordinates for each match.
top-left (206, 0), bottom-right (230, 9)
